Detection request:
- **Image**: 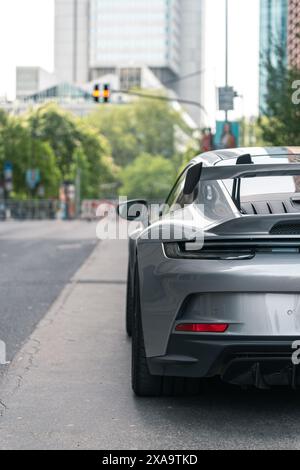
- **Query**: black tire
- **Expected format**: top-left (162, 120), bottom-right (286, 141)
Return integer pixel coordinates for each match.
top-left (126, 264), bottom-right (134, 337)
top-left (132, 272), bottom-right (202, 397)
top-left (132, 279), bottom-right (163, 397)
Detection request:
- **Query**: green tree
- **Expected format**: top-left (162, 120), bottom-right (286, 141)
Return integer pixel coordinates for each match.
top-left (76, 122), bottom-right (117, 198)
top-left (0, 111), bottom-right (61, 198)
top-left (87, 93), bottom-right (192, 167)
top-left (0, 113), bottom-right (31, 197)
top-left (87, 105), bottom-right (138, 167)
top-left (24, 140), bottom-right (61, 198)
top-left (0, 104), bottom-right (117, 200)
top-left (26, 103), bottom-right (116, 199)
top-left (239, 117), bottom-right (267, 148)
top-left (119, 153), bottom-right (175, 200)
top-left (259, 45), bottom-right (300, 145)
top-left (181, 142), bottom-right (201, 170)
top-left (27, 104), bottom-right (80, 177)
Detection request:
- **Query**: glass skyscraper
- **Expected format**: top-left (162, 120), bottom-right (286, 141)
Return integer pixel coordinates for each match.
top-left (259, 0), bottom-right (288, 111)
top-left (90, 0), bottom-right (181, 77)
top-left (88, 0), bottom-right (205, 124)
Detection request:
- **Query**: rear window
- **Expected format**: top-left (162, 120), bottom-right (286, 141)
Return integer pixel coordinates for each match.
top-left (194, 180), bottom-right (238, 223)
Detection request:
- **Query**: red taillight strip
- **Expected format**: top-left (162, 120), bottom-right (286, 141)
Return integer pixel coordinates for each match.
top-left (175, 323), bottom-right (229, 333)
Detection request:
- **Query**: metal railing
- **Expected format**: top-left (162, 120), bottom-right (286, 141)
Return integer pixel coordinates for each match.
top-left (0, 200), bottom-right (59, 220)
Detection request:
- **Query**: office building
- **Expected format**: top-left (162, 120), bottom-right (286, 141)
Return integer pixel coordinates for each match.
top-left (259, 0), bottom-right (288, 111)
top-left (16, 67), bottom-right (57, 100)
top-left (54, 0), bottom-right (205, 125)
top-left (288, 0), bottom-right (300, 69)
top-left (55, 0), bottom-right (90, 84)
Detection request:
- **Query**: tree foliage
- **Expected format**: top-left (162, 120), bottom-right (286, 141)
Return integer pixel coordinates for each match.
top-left (119, 153), bottom-right (176, 200)
top-left (0, 113), bottom-right (60, 198)
top-left (26, 103), bottom-right (116, 198)
top-left (0, 103), bottom-right (116, 199)
top-left (86, 95), bottom-right (191, 167)
top-left (259, 45), bottom-right (300, 145)
top-left (0, 96), bottom-right (194, 201)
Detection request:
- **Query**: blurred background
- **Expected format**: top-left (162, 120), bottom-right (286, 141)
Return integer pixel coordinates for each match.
top-left (0, 0), bottom-right (298, 216)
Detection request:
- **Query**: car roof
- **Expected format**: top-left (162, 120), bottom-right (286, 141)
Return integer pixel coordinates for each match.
top-left (192, 146), bottom-right (300, 166)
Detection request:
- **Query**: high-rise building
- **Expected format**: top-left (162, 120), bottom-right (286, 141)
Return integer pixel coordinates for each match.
top-left (173, 0), bottom-right (205, 124)
top-left (288, 0), bottom-right (300, 69)
top-left (259, 0), bottom-right (288, 111)
top-left (55, 0), bottom-right (90, 84)
top-left (89, 0), bottom-right (181, 81)
top-left (54, 0), bottom-right (205, 124)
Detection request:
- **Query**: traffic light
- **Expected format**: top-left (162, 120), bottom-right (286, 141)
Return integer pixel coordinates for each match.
top-left (92, 83), bottom-right (111, 104)
top-left (93, 84), bottom-right (100, 103)
top-left (103, 83), bottom-right (111, 103)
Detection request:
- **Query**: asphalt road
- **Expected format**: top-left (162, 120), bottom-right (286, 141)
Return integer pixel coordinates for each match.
top-left (1, 223), bottom-right (300, 450)
top-left (0, 221), bottom-right (97, 361)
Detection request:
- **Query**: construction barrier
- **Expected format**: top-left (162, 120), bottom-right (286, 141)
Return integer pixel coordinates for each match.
top-left (81, 199), bottom-right (117, 221)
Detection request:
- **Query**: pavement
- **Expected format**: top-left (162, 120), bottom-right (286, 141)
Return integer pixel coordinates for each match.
top-left (1, 223), bottom-right (300, 449)
top-left (0, 221), bottom-right (98, 361)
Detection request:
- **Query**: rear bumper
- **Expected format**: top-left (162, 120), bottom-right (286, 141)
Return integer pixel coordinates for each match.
top-left (147, 335), bottom-right (300, 388)
top-left (138, 241), bottom-right (300, 358)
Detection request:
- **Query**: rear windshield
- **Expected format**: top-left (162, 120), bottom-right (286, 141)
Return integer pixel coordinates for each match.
top-left (194, 179), bottom-right (238, 223)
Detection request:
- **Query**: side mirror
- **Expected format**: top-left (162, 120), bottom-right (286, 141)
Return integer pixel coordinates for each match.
top-left (117, 200), bottom-right (148, 221)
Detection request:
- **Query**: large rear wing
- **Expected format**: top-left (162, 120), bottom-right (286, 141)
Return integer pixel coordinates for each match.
top-left (182, 160), bottom-right (300, 214)
top-left (183, 162), bottom-right (300, 195)
top-left (182, 161), bottom-right (300, 237)
top-left (200, 163), bottom-right (300, 181)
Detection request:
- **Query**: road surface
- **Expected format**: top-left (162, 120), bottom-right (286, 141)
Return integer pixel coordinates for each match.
top-left (0, 221), bottom-right (98, 361)
top-left (0, 221), bottom-right (300, 450)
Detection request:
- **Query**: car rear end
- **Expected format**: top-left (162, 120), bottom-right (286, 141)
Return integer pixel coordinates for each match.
top-left (138, 159), bottom-right (300, 390)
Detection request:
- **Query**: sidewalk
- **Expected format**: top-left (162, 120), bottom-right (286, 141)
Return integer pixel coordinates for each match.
top-left (0, 238), bottom-right (130, 450)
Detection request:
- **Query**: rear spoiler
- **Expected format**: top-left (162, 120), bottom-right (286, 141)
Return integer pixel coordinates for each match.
top-left (201, 163), bottom-right (300, 181)
top-left (183, 161), bottom-right (300, 214)
top-left (183, 162), bottom-right (300, 194)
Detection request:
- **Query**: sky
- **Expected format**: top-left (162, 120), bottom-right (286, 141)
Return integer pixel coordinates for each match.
top-left (0, 0), bottom-right (55, 99)
top-left (0, 0), bottom-right (260, 119)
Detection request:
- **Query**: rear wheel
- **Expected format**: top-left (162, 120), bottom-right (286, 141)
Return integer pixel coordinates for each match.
top-left (132, 273), bottom-right (202, 397)
top-left (132, 282), bottom-right (163, 397)
top-left (126, 264), bottom-right (134, 337)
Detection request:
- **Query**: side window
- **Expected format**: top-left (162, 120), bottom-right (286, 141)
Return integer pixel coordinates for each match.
top-left (164, 171), bottom-right (187, 214)
top-left (163, 167), bottom-right (199, 215)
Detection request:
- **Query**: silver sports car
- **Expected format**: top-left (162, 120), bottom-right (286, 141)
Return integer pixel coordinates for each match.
top-left (118, 147), bottom-right (300, 396)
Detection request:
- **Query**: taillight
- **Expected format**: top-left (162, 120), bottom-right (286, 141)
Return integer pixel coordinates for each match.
top-left (164, 242), bottom-right (254, 260)
top-left (164, 240), bottom-right (300, 260)
top-left (175, 323), bottom-right (229, 333)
